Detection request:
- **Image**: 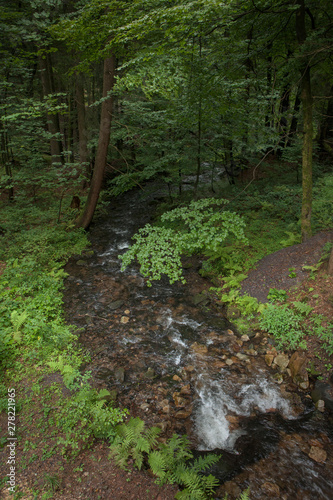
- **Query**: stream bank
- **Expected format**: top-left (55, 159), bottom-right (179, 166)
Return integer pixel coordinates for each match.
top-left (64, 187), bottom-right (333, 499)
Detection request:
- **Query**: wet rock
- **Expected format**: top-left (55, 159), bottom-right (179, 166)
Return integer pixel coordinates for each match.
top-left (95, 367), bottom-right (113, 380)
top-left (155, 421), bottom-right (170, 432)
top-left (183, 365), bottom-right (195, 372)
top-left (311, 380), bottom-right (333, 411)
top-left (76, 259), bottom-right (88, 266)
top-left (265, 354), bottom-right (275, 367)
top-left (190, 342), bottom-right (208, 355)
top-left (226, 305), bottom-right (241, 319)
top-left (288, 352), bottom-right (309, 389)
top-left (273, 353), bottom-right (289, 371)
top-left (180, 384), bottom-right (191, 395)
top-left (173, 393), bottom-right (187, 407)
top-left (316, 400), bottom-right (325, 412)
top-left (175, 408), bottom-right (192, 419)
top-left (109, 300), bottom-right (124, 310)
top-left (206, 317), bottom-right (229, 330)
top-left (212, 360), bottom-right (226, 369)
top-left (144, 367), bottom-right (156, 379)
top-left (236, 353), bottom-right (250, 362)
top-left (273, 373), bottom-right (284, 384)
top-left (191, 293), bottom-right (210, 306)
top-left (261, 482), bottom-right (280, 497)
top-left (220, 481), bottom-right (242, 499)
top-left (308, 446), bottom-right (327, 463)
top-left (114, 367), bottom-right (125, 383)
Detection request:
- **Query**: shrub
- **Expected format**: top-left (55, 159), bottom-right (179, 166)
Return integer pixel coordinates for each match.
top-left (259, 304), bottom-right (306, 350)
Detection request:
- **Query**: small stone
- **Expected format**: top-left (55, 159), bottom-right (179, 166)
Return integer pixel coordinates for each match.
top-left (227, 329), bottom-right (234, 335)
top-left (109, 300), bottom-right (124, 311)
top-left (316, 400), bottom-right (325, 412)
top-left (76, 259), bottom-right (88, 266)
top-left (120, 316), bottom-right (129, 324)
top-left (175, 408), bottom-right (192, 419)
top-left (273, 353), bottom-right (289, 371)
top-left (190, 342), bottom-right (208, 355)
top-left (183, 365), bottom-right (195, 372)
top-left (144, 368), bottom-right (156, 379)
top-left (308, 446), bottom-right (327, 463)
top-left (114, 367), bottom-right (125, 383)
top-left (226, 359), bottom-right (234, 366)
top-left (236, 353), bottom-right (250, 362)
top-left (247, 349), bottom-right (258, 356)
top-left (173, 394), bottom-right (187, 407)
top-left (180, 384), bottom-right (191, 395)
top-left (261, 482), bottom-right (280, 497)
top-left (241, 335), bottom-right (250, 342)
top-left (124, 309), bottom-right (130, 315)
top-left (173, 375), bottom-right (182, 382)
top-left (273, 373), bottom-right (284, 384)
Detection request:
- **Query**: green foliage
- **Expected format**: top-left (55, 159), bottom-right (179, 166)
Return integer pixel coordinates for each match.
top-left (149, 434), bottom-right (219, 499)
top-left (109, 418), bottom-right (220, 499)
top-left (120, 199), bottom-right (248, 285)
top-left (267, 288), bottom-right (288, 303)
top-left (292, 301), bottom-right (313, 317)
top-left (109, 418), bottom-right (161, 470)
top-left (259, 304), bottom-right (307, 350)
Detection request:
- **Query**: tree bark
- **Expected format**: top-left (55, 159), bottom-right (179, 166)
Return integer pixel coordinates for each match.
top-left (328, 247), bottom-right (333, 275)
top-left (75, 75), bottom-right (90, 183)
top-left (296, 0), bottom-right (313, 242)
top-left (76, 55), bottom-right (116, 229)
top-left (38, 52), bottom-right (63, 165)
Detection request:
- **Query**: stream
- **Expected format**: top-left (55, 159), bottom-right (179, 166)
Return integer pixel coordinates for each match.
top-left (64, 185), bottom-right (333, 499)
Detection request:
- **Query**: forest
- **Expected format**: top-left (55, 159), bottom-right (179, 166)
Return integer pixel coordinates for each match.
top-left (0, 0), bottom-right (333, 498)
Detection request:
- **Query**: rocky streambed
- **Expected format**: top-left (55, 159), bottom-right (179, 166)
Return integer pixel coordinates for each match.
top-left (64, 188), bottom-right (333, 499)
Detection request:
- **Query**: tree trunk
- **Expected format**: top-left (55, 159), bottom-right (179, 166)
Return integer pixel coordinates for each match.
top-left (318, 85), bottom-right (333, 155)
top-left (75, 76), bottom-right (90, 183)
top-left (328, 247), bottom-right (333, 275)
top-left (296, 0), bottom-right (313, 242)
top-left (38, 52), bottom-right (63, 165)
top-left (76, 55), bottom-right (116, 229)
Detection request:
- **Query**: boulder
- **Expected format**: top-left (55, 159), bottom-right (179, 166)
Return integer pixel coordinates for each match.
top-left (288, 352), bottom-right (309, 389)
top-left (311, 381), bottom-right (333, 411)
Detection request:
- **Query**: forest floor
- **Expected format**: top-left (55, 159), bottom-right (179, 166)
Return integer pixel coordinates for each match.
top-left (1, 231), bottom-right (332, 500)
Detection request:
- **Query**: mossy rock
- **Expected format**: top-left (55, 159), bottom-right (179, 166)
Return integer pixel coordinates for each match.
top-left (226, 305), bottom-right (241, 319)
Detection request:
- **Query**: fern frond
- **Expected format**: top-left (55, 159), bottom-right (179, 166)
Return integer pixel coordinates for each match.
top-left (192, 453), bottom-right (220, 473)
top-left (148, 451), bottom-right (167, 480)
top-left (11, 310), bottom-right (28, 331)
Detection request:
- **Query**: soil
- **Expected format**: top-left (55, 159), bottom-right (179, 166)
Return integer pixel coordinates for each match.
top-left (1, 230), bottom-right (332, 499)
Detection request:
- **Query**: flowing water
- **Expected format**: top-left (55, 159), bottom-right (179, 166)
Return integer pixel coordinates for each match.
top-left (64, 186), bottom-right (333, 499)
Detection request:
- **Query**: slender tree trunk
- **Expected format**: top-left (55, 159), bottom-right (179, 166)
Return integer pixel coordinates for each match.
top-left (38, 53), bottom-right (63, 165)
top-left (318, 85), bottom-right (333, 155)
top-left (76, 55), bottom-right (116, 229)
top-left (75, 76), bottom-right (89, 183)
top-left (296, 0), bottom-right (313, 242)
top-left (328, 247), bottom-right (333, 275)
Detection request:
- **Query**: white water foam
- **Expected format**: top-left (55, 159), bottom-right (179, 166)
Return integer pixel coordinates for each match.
top-left (194, 371), bottom-right (293, 450)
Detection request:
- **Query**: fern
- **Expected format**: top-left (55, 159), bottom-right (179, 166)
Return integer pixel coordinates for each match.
top-left (48, 355), bottom-right (80, 387)
top-left (109, 418), bottom-right (161, 470)
top-left (292, 301), bottom-right (313, 317)
top-left (149, 434), bottom-right (219, 498)
top-left (11, 310), bottom-right (28, 342)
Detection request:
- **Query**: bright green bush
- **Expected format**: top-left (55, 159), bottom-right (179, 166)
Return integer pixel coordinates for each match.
top-left (120, 198), bottom-right (248, 285)
top-left (259, 303), bottom-right (306, 350)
